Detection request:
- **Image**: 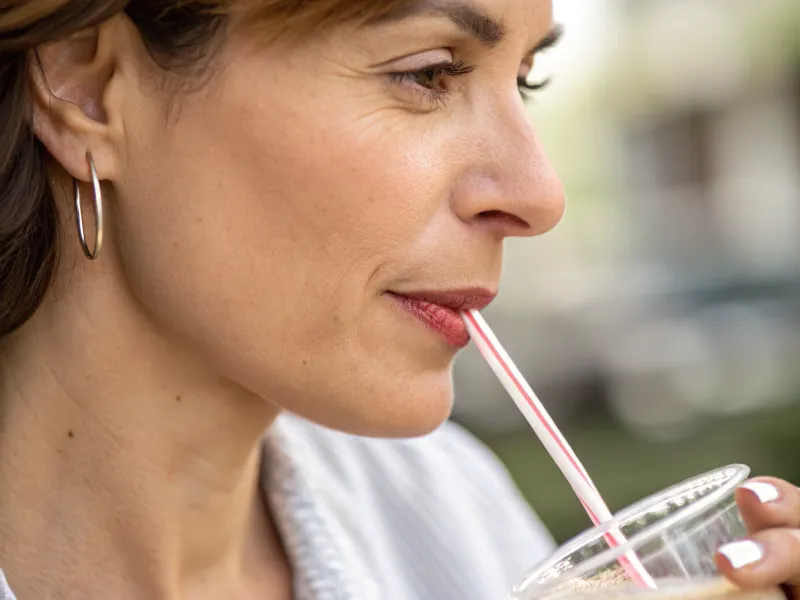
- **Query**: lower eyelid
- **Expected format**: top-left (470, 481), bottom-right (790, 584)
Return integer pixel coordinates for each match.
top-left (386, 79), bottom-right (451, 111)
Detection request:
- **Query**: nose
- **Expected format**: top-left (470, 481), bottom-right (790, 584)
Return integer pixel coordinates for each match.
top-left (450, 103), bottom-right (566, 239)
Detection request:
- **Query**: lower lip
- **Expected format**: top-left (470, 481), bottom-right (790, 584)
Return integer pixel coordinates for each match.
top-left (386, 293), bottom-right (471, 348)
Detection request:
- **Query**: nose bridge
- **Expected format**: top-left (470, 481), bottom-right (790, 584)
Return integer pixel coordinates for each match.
top-left (456, 97), bottom-right (565, 237)
top-left (495, 100), bottom-right (558, 206)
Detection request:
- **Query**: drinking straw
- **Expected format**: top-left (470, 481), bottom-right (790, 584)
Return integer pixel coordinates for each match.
top-left (463, 309), bottom-right (657, 589)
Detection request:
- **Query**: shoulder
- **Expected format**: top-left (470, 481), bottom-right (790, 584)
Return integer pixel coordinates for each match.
top-left (275, 415), bottom-right (555, 597)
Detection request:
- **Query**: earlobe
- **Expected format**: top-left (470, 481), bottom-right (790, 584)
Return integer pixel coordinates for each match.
top-left (29, 20), bottom-right (126, 184)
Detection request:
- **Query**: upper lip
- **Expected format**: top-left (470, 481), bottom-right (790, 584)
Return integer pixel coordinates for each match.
top-left (389, 288), bottom-right (497, 312)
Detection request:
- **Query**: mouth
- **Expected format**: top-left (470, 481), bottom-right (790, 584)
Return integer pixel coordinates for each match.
top-left (384, 288), bottom-right (497, 348)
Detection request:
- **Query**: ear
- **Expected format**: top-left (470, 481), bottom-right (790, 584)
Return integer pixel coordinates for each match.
top-left (30, 15), bottom-right (133, 184)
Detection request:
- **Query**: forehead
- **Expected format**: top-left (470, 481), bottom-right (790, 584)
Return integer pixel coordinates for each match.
top-left (375, 0), bottom-right (553, 21)
top-left (370, 0), bottom-right (553, 42)
top-left (228, 0), bottom-right (414, 36)
top-left (231, 0), bottom-right (552, 38)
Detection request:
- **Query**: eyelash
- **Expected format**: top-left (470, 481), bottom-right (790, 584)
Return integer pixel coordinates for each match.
top-left (389, 60), bottom-right (550, 106)
top-left (389, 61), bottom-right (474, 106)
top-left (517, 75), bottom-right (552, 101)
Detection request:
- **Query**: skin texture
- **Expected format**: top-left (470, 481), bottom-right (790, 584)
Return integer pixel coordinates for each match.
top-left (0, 0), bottom-right (797, 598)
top-left (0, 1), bottom-right (564, 597)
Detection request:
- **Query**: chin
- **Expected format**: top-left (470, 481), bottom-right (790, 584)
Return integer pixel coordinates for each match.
top-left (363, 363), bottom-right (458, 438)
top-left (285, 367), bottom-right (456, 440)
top-left (370, 385), bottom-right (455, 439)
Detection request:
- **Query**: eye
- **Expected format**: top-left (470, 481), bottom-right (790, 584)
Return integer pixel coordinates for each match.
top-left (408, 66), bottom-right (446, 90)
top-left (517, 53), bottom-right (553, 101)
top-left (517, 75), bottom-right (552, 100)
top-left (389, 61), bottom-right (475, 104)
top-left (518, 25), bottom-right (564, 101)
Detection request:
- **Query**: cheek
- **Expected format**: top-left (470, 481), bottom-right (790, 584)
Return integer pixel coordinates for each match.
top-left (108, 58), bottom-right (464, 435)
top-left (112, 69), bottom-right (452, 356)
top-left (224, 98), bottom-right (450, 295)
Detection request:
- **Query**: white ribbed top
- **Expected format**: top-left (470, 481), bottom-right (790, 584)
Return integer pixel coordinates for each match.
top-left (1, 415), bottom-right (554, 599)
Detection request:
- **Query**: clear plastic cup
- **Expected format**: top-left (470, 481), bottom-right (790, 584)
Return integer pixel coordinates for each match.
top-left (511, 464), bottom-right (785, 600)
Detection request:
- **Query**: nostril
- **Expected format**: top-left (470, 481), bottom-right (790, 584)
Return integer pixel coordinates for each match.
top-left (477, 210), bottom-right (530, 229)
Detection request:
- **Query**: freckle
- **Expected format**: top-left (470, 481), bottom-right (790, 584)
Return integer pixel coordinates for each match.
top-left (302, 359), bottom-right (308, 366)
top-left (68, 430), bottom-right (74, 438)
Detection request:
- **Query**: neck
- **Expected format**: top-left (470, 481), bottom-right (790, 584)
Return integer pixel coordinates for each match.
top-left (0, 254), bottom-right (286, 599)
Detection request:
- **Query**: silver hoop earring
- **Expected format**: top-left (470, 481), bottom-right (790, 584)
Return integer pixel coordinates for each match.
top-left (74, 151), bottom-right (104, 260)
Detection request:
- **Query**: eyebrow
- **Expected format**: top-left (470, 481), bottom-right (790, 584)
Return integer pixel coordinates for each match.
top-left (530, 22), bottom-right (564, 55)
top-left (372, 0), bottom-right (507, 47)
top-left (372, 1), bottom-right (564, 55)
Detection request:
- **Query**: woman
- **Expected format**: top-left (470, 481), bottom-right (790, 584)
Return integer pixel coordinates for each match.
top-left (0, 1), bottom-right (797, 598)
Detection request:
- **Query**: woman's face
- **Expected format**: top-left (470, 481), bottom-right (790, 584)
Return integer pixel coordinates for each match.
top-left (107, 0), bottom-right (563, 436)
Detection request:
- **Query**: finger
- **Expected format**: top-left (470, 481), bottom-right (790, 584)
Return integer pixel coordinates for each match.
top-left (736, 478), bottom-right (800, 532)
top-left (716, 528), bottom-right (800, 588)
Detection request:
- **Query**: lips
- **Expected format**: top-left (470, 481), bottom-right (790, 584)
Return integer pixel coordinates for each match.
top-left (386, 288), bottom-right (497, 347)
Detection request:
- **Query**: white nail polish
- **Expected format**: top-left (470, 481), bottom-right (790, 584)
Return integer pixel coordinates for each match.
top-left (718, 540), bottom-right (765, 569)
top-left (740, 481), bottom-right (780, 503)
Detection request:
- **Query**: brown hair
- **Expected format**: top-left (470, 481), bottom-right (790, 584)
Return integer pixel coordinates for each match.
top-left (0, 0), bottom-right (411, 337)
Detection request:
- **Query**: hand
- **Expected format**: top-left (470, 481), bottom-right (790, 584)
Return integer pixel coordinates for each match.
top-left (716, 477), bottom-right (800, 598)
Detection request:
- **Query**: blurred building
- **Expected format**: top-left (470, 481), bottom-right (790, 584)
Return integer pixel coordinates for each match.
top-left (453, 0), bottom-right (800, 441)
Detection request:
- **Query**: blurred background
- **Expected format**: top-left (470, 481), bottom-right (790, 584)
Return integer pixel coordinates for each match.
top-left (452, 0), bottom-right (800, 544)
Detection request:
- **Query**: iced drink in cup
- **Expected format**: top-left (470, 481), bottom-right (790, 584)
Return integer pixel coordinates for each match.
top-left (462, 315), bottom-right (784, 600)
top-left (511, 465), bottom-right (786, 600)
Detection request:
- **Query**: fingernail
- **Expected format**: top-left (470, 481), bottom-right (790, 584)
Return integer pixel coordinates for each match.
top-left (718, 540), bottom-right (765, 569)
top-left (740, 481), bottom-right (781, 503)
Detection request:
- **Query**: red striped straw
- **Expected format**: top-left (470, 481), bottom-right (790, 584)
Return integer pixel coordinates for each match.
top-left (463, 309), bottom-right (657, 589)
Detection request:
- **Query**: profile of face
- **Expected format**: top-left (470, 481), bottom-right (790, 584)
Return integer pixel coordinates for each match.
top-left (34, 0), bottom-right (564, 438)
